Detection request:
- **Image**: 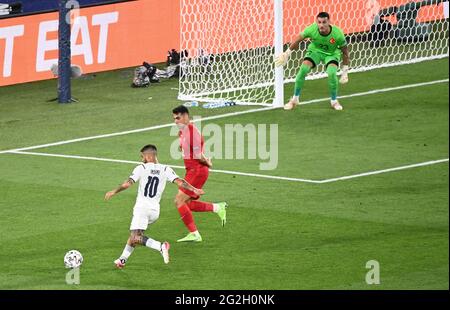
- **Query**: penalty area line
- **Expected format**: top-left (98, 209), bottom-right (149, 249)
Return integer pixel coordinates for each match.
top-left (317, 158), bottom-right (449, 183)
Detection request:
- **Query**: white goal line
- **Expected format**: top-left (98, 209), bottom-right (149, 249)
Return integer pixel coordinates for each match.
top-left (0, 79), bottom-right (447, 155)
top-left (5, 151), bottom-right (448, 184)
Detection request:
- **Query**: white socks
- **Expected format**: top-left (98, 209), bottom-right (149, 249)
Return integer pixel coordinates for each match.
top-left (120, 244), bottom-right (135, 260)
top-left (120, 237), bottom-right (163, 262)
top-left (145, 238), bottom-right (162, 251)
top-left (213, 203), bottom-right (219, 213)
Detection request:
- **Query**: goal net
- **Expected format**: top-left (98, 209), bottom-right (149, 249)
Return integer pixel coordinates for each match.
top-left (178, 0), bottom-right (449, 106)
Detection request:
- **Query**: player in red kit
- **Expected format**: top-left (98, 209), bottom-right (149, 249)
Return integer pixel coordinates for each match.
top-left (172, 105), bottom-right (227, 242)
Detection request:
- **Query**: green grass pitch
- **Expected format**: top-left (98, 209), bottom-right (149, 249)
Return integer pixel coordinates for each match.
top-left (0, 58), bottom-right (448, 289)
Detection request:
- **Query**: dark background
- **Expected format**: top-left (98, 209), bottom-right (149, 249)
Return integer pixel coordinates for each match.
top-left (0, 0), bottom-right (133, 15)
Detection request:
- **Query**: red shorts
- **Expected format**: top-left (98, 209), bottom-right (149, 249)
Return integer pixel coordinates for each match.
top-left (179, 165), bottom-right (209, 200)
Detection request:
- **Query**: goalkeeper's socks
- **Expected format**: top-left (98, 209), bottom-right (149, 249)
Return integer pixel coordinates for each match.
top-left (294, 64), bottom-right (311, 96)
top-left (293, 95), bottom-right (300, 102)
top-left (120, 244), bottom-right (135, 260)
top-left (326, 65), bottom-right (338, 100)
top-left (177, 204), bottom-right (198, 232)
top-left (188, 201), bottom-right (214, 212)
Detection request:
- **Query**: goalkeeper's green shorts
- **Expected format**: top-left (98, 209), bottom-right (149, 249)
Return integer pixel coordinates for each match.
top-left (304, 49), bottom-right (341, 68)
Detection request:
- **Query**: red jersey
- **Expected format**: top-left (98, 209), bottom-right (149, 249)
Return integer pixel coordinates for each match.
top-left (179, 122), bottom-right (205, 169)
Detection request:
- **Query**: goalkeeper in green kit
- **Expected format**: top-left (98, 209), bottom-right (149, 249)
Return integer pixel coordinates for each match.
top-left (275, 12), bottom-right (350, 111)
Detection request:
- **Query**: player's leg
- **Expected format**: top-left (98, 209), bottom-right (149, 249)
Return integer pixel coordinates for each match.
top-left (184, 166), bottom-right (228, 226)
top-left (175, 190), bottom-right (202, 242)
top-left (138, 209), bottom-right (170, 264)
top-left (132, 231), bottom-right (171, 265)
top-left (115, 210), bottom-right (170, 267)
top-left (284, 61), bottom-right (313, 110)
top-left (325, 55), bottom-right (343, 110)
top-left (188, 200), bottom-right (228, 227)
top-left (134, 232), bottom-right (164, 251)
top-left (114, 208), bottom-right (148, 268)
top-left (188, 201), bottom-right (228, 227)
top-left (188, 200), bottom-right (213, 211)
top-left (284, 52), bottom-right (318, 110)
top-left (114, 235), bottom-right (135, 269)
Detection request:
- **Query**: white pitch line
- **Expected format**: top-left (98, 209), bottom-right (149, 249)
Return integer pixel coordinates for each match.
top-left (5, 151), bottom-right (448, 184)
top-left (0, 106), bottom-right (275, 154)
top-left (318, 158), bottom-right (449, 183)
top-left (6, 151), bottom-right (320, 183)
top-left (6, 150), bottom-right (183, 168)
top-left (330, 78), bottom-right (449, 102)
top-left (0, 79), bottom-right (447, 155)
top-left (207, 168), bottom-right (321, 183)
top-left (298, 78), bottom-right (449, 105)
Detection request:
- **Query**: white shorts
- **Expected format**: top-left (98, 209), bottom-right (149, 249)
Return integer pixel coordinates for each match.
top-left (129, 206), bottom-right (160, 231)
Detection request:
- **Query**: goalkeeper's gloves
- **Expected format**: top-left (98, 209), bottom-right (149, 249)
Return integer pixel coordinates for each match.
top-left (274, 48), bottom-right (293, 67)
top-left (339, 65), bottom-right (349, 84)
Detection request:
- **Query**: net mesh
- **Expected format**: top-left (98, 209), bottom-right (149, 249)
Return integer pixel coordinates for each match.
top-left (179, 0), bottom-right (449, 105)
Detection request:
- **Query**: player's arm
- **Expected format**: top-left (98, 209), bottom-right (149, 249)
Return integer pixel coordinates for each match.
top-left (274, 33), bottom-right (305, 67)
top-left (339, 45), bottom-right (350, 84)
top-left (173, 178), bottom-right (205, 196)
top-left (104, 178), bottom-right (134, 201)
top-left (198, 153), bottom-right (213, 168)
top-left (288, 33), bottom-right (306, 51)
top-left (191, 128), bottom-right (212, 167)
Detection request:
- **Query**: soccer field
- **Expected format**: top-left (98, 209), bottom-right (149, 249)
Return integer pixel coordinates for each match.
top-left (0, 59), bottom-right (448, 289)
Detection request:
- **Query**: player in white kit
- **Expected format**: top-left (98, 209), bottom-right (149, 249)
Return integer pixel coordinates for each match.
top-left (105, 144), bottom-right (204, 268)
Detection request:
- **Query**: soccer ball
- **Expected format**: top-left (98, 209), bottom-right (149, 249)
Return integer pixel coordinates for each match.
top-left (64, 250), bottom-right (83, 269)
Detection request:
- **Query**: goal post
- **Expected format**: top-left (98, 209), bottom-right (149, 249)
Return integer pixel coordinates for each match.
top-left (273, 0), bottom-right (284, 108)
top-left (179, 0), bottom-right (449, 106)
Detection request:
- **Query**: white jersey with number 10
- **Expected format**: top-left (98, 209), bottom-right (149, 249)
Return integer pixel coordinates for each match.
top-left (129, 163), bottom-right (179, 209)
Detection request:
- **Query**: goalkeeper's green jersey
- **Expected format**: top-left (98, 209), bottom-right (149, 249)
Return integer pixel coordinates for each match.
top-left (301, 23), bottom-right (347, 55)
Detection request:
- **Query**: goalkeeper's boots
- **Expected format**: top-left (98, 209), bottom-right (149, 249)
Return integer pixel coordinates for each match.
top-left (114, 258), bottom-right (127, 269)
top-left (160, 241), bottom-right (170, 264)
top-left (216, 202), bottom-right (228, 227)
top-left (284, 97), bottom-right (299, 110)
top-left (331, 100), bottom-right (343, 111)
top-left (177, 231), bottom-right (203, 243)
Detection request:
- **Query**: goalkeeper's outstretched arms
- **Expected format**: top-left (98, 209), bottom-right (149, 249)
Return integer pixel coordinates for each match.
top-left (274, 34), bottom-right (305, 67)
top-left (339, 45), bottom-right (350, 84)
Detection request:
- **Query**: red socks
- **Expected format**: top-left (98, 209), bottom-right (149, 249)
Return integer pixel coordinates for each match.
top-left (177, 204), bottom-right (197, 232)
top-left (188, 201), bottom-right (214, 212)
top-left (178, 201), bottom-right (214, 232)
